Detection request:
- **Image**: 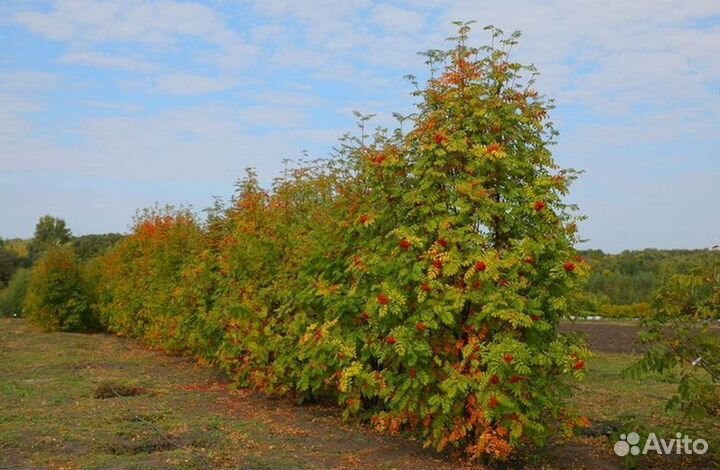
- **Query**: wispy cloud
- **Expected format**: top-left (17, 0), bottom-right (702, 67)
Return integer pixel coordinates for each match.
top-left (87, 100), bottom-right (144, 112)
top-left (1, 0), bottom-right (719, 250)
top-left (13, 0), bottom-right (232, 46)
top-left (59, 50), bottom-right (155, 71)
top-left (148, 73), bottom-right (241, 95)
top-left (0, 71), bottom-right (58, 144)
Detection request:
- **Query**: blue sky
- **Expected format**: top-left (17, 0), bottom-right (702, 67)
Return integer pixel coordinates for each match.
top-left (1, 0), bottom-right (718, 253)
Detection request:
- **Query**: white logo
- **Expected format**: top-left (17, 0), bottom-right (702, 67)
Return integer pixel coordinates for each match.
top-left (614, 432), bottom-right (641, 456)
top-left (614, 432), bottom-right (708, 456)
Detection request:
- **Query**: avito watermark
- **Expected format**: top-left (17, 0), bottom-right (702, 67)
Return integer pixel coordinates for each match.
top-left (614, 432), bottom-right (708, 456)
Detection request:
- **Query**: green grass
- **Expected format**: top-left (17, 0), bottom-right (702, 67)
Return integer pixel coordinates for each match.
top-left (0, 319), bottom-right (453, 470)
top-left (1, 318), bottom-right (717, 470)
top-left (0, 319), bottom-right (304, 470)
top-left (573, 353), bottom-right (718, 436)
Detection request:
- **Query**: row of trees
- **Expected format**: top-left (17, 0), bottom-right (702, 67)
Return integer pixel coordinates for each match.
top-left (4, 24), bottom-right (716, 459)
top-left (5, 221), bottom-right (713, 321)
top-left (578, 249), bottom-right (719, 318)
top-left (6, 26), bottom-right (592, 460)
top-left (583, 249), bottom-right (716, 304)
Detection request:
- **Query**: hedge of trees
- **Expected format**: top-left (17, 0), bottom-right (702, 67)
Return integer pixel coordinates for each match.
top-left (16, 26), bottom-right (591, 460)
top-left (4, 25), bottom-right (715, 460)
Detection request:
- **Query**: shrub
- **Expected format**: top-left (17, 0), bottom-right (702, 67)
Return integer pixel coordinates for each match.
top-left (94, 25), bottom-right (589, 460)
top-left (0, 268), bottom-right (32, 317)
top-left (598, 302), bottom-right (651, 319)
top-left (23, 246), bottom-right (99, 332)
top-left (97, 205), bottom-right (205, 347)
top-left (627, 262), bottom-right (719, 418)
top-left (0, 245), bottom-right (21, 287)
top-left (72, 233), bottom-right (125, 260)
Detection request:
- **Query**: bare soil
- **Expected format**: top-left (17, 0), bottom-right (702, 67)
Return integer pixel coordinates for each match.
top-left (560, 320), bottom-right (646, 354)
top-left (1, 318), bottom-right (716, 470)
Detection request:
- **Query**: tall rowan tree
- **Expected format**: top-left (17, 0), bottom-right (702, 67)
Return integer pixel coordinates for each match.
top-left (334, 24), bottom-right (589, 459)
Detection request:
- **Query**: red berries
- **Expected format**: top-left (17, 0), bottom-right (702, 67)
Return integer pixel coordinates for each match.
top-left (563, 261), bottom-right (576, 273)
top-left (420, 283), bottom-right (432, 293)
top-left (399, 239), bottom-right (412, 251)
top-left (503, 354), bottom-right (514, 364)
top-left (385, 335), bottom-right (397, 345)
top-left (432, 259), bottom-right (443, 270)
top-left (487, 143), bottom-right (502, 155)
top-left (371, 154), bottom-right (386, 165)
top-left (409, 368), bottom-right (417, 379)
top-left (359, 312), bottom-right (370, 323)
top-left (509, 375), bottom-right (525, 384)
top-left (488, 396), bottom-right (499, 409)
top-left (438, 238), bottom-right (449, 248)
top-left (474, 261), bottom-right (487, 272)
top-left (377, 294), bottom-right (390, 305)
top-left (352, 256), bottom-right (365, 269)
top-left (358, 214), bottom-right (370, 224)
top-left (524, 256), bottom-right (534, 265)
top-left (415, 322), bottom-right (427, 333)
top-left (490, 374), bottom-right (500, 385)
top-left (434, 132), bottom-right (447, 145)
top-left (574, 359), bottom-right (585, 370)
top-left (534, 200), bottom-right (546, 212)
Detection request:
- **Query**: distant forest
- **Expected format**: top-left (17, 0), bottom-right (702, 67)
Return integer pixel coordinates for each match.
top-left (579, 248), bottom-right (720, 317)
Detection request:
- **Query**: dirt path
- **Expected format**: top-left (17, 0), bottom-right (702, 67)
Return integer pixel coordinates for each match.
top-left (2, 319), bottom-right (714, 470)
top-left (0, 319), bottom-right (465, 470)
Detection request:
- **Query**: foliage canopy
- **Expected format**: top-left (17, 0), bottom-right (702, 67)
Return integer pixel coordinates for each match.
top-left (92, 25), bottom-right (589, 460)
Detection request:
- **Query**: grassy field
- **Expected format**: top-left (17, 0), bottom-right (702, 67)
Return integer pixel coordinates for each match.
top-left (0, 318), bottom-right (717, 470)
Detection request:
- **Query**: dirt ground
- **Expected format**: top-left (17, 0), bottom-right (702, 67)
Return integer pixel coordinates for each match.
top-left (0, 319), bottom-right (463, 470)
top-left (1, 318), bottom-right (716, 470)
top-left (559, 320), bottom-right (646, 354)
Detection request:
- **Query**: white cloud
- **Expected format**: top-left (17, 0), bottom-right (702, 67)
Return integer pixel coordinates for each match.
top-left (2, 0), bottom-right (720, 248)
top-left (87, 100), bottom-right (144, 112)
top-left (0, 102), bottom-right (331, 183)
top-left (251, 90), bottom-right (325, 107)
top-left (150, 73), bottom-right (241, 95)
top-left (236, 105), bottom-right (307, 128)
top-left (0, 71), bottom-right (58, 145)
top-left (371, 4), bottom-right (425, 34)
top-left (59, 50), bottom-right (154, 71)
top-left (13, 9), bottom-right (75, 40)
top-left (13, 0), bottom-right (232, 46)
top-left (196, 40), bottom-right (261, 71)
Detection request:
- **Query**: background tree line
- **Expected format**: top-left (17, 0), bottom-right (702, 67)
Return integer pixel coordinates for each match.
top-left (0, 216), bottom-right (123, 316)
top-left (577, 248), bottom-right (720, 318)
top-left (2, 217), bottom-right (718, 320)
